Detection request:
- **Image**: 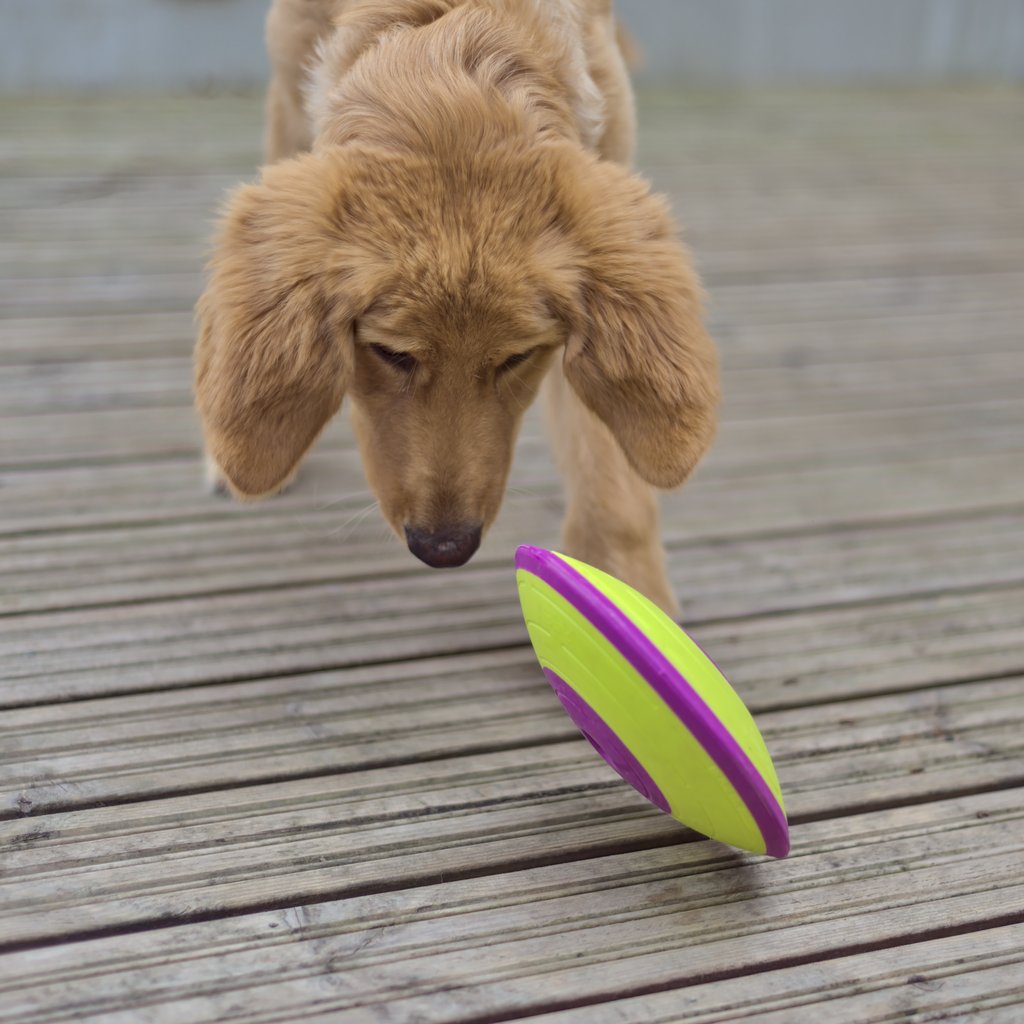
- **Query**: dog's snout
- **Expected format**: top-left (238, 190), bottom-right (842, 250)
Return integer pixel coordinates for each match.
top-left (404, 523), bottom-right (482, 568)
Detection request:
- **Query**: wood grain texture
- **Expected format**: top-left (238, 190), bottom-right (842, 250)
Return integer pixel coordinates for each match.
top-left (507, 926), bottom-right (1024, 1024)
top-left (1, 677), bottom-right (1022, 947)
top-left (1, 86), bottom-right (1022, 1021)
top-left (1, 796), bottom-right (1022, 1021)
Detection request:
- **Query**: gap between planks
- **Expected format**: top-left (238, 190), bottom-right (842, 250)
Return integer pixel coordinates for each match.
top-left (0, 794), bottom-right (1021, 1021)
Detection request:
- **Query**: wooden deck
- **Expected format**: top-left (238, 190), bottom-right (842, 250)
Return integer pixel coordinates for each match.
top-left (2, 87), bottom-right (1024, 1022)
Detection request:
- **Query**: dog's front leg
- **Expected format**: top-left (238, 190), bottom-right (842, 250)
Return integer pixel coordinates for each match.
top-left (542, 366), bottom-right (679, 617)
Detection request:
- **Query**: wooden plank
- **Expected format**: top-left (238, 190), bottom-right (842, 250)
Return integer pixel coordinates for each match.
top-left (2, 469), bottom-right (1019, 579)
top-left (3, 151), bottom-right (1020, 201)
top-left (7, 228), bottom-right (1024, 285)
top-left (0, 308), bottom-right (1018, 373)
top-left (0, 357), bottom-right (194, 415)
top-left (4, 264), bottom-right (1024, 321)
top-left (524, 927), bottom-right (1024, 1023)
top-left (0, 311), bottom-right (194, 363)
top-left (8, 193), bottom-right (1023, 261)
top-left (706, 271), bottom-right (1024, 325)
top-left (3, 92), bottom-right (1019, 163)
top-left (3, 490), bottom-right (1021, 604)
top-left (2, 503), bottom-right (1022, 636)
top-left (1, 644), bottom-right (1020, 818)
top-left (0, 406), bottom-right (204, 467)
top-left (4, 197), bottom-right (1021, 244)
top-left (3, 348), bottom-right (1023, 418)
top-left (46, 885), bottom-right (1017, 1024)
top-left (0, 795), bottom-right (1020, 1019)
top-left (1, 527), bottom-right (1021, 704)
top-left (713, 309), bottom-right (1024, 367)
top-left (3, 425), bottom-right (1024, 539)
top-left (3, 393), bottom-right (1021, 486)
top-left (0, 171), bottom-right (238, 206)
top-left (0, 270), bottom-right (205, 318)
top-left (3, 718), bottom-right (1019, 911)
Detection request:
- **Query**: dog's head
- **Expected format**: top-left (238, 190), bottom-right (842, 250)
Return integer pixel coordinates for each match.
top-left (195, 140), bottom-right (718, 567)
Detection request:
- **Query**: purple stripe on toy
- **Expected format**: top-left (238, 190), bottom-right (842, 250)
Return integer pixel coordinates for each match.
top-left (516, 545), bottom-right (789, 859)
top-left (544, 669), bottom-right (671, 813)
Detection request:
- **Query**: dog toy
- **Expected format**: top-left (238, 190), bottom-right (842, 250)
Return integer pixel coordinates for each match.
top-left (515, 545), bottom-right (789, 857)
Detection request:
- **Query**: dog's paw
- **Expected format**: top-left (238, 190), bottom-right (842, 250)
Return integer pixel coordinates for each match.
top-left (204, 454), bottom-right (231, 498)
top-left (203, 453), bottom-right (302, 499)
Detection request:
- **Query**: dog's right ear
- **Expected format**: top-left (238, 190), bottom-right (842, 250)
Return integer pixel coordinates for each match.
top-left (195, 149), bottom-right (368, 498)
top-left (549, 148), bottom-right (719, 490)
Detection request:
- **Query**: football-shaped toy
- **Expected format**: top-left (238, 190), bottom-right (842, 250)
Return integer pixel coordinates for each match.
top-left (515, 545), bottom-right (789, 857)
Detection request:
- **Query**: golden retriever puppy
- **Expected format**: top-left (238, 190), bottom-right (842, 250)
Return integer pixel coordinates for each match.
top-left (195, 0), bottom-right (718, 613)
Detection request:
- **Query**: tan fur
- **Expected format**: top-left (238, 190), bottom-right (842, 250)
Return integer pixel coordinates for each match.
top-left (195, 0), bottom-right (718, 611)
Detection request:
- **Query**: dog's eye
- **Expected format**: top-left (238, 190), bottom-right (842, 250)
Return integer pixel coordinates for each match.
top-left (496, 347), bottom-right (539, 375)
top-left (369, 343), bottom-right (417, 373)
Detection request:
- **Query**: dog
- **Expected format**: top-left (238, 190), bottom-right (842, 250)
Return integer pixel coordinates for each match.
top-left (194, 0), bottom-right (718, 614)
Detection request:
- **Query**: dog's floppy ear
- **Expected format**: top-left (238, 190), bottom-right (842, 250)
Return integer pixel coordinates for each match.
top-left (195, 149), bottom-right (367, 498)
top-left (557, 153), bottom-right (719, 489)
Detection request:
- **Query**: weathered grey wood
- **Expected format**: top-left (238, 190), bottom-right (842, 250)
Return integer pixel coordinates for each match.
top-left (1, 554), bottom-right (1021, 705)
top-left (2, 487), bottom-right (1020, 581)
top-left (5, 266), bottom-right (1024, 320)
top-left (2, 87), bottom-right (1023, 1022)
top-left (6, 231), bottom-right (1024, 286)
top-left (4, 438), bottom-right (1024, 545)
top-left (477, 928), bottom-right (1024, 1024)
top-left (4, 393), bottom-right (1022, 493)
top-left (0, 795), bottom-right (1020, 1020)
top-left (3, 348), bottom-right (1023, 418)
top-left (3, 500), bottom-right (1022, 621)
top-left (1, 516), bottom-right (1021, 713)
top-left (1, 662), bottom-right (1020, 826)
top-left (0, 309), bottom-right (1019, 378)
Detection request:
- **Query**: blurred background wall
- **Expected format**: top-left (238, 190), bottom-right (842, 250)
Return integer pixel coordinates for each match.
top-left (2, 0), bottom-right (1023, 91)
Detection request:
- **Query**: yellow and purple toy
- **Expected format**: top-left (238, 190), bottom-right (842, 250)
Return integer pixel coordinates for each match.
top-left (515, 545), bottom-right (789, 858)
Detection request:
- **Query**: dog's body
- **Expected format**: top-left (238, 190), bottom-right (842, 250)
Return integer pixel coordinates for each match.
top-left (195, 0), bottom-right (718, 612)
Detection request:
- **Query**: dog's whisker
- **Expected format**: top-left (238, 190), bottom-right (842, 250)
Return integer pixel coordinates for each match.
top-left (327, 500), bottom-right (380, 540)
top-left (315, 488), bottom-right (376, 512)
top-left (333, 501), bottom-right (378, 532)
top-left (369, 518), bottom-right (396, 543)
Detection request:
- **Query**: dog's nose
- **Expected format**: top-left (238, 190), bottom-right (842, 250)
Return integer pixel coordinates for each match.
top-left (404, 523), bottom-right (482, 568)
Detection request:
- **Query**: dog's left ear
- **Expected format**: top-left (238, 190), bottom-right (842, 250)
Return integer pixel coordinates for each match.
top-left (195, 149), bottom-right (370, 498)
top-left (556, 152), bottom-right (719, 489)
